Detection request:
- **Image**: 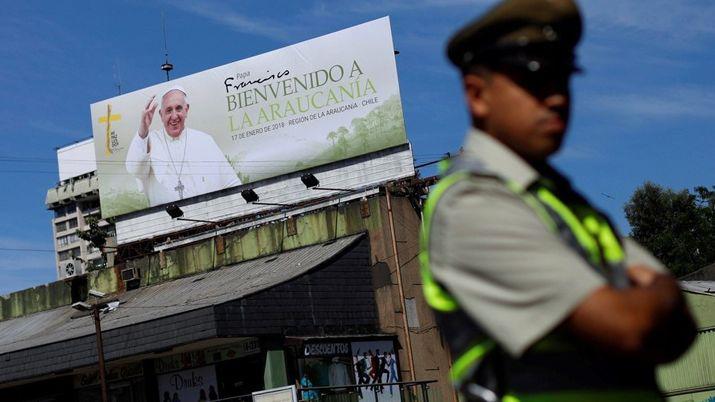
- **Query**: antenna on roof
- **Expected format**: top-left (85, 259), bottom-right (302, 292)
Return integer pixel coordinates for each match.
top-left (113, 59), bottom-right (122, 95)
top-left (160, 11), bottom-right (174, 82)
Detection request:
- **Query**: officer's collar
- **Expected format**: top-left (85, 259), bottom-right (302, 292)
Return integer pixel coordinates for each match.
top-left (462, 128), bottom-right (569, 192)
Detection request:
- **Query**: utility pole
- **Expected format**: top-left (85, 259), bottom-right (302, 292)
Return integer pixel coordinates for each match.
top-left (72, 291), bottom-right (117, 402)
top-left (92, 306), bottom-right (109, 402)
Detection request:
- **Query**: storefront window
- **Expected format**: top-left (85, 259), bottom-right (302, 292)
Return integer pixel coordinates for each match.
top-left (157, 365), bottom-right (220, 402)
top-left (74, 362), bottom-right (145, 402)
top-left (297, 338), bottom-right (401, 402)
top-left (216, 353), bottom-right (266, 398)
top-left (154, 338), bottom-right (262, 401)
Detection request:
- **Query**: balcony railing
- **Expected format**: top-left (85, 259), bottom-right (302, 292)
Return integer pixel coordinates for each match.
top-left (211, 380), bottom-right (440, 402)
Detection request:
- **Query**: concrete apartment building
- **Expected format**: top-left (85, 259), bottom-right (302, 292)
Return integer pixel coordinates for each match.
top-left (45, 139), bottom-right (115, 279)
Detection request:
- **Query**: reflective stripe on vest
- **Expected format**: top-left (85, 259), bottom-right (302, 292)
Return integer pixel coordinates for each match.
top-left (534, 185), bottom-right (629, 289)
top-left (419, 170), bottom-right (469, 313)
top-left (450, 340), bottom-right (496, 383)
top-left (419, 160), bottom-right (653, 400)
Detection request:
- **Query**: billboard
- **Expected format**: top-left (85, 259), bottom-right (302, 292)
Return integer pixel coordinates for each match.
top-left (90, 17), bottom-right (407, 219)
top-left (57, 138), bottom-right (96, 182)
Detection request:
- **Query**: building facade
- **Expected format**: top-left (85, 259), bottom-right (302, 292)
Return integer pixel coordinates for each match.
top-left (657, 264), bottom-right (715, 402)
top-left (0, 191), bottom-right (455, 402)
top-left (45, 139), bottom-right (115, 279)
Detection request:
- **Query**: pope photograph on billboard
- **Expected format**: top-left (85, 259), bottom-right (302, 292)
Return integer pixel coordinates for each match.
top-left (90, 17), bottom-right (408, 219)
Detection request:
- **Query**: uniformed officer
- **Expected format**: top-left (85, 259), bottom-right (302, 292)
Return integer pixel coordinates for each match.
top-left (420, 0), bottom-right (696, 401)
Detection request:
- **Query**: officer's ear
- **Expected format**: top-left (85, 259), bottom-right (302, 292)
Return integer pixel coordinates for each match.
top-left (463, 70), bottom-right (491, 120)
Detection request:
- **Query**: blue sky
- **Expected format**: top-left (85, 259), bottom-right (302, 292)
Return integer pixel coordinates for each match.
top-left (0, 0), bottom-right (713, 295)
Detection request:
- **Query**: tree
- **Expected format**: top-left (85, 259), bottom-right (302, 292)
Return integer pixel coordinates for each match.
top-left (624, 182), bottom-right (715, 277)
top-left (351, 117), bottom-right (369, 151)
top-left (76, 215), bottom-right (113, 271)
top-left (327, 131), bottom-right (337, 146)
top-left (335, 126), bottom-right (350, 156)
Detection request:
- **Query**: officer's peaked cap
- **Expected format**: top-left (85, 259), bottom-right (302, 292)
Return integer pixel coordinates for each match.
top-left (447, 0), bottom-right (583, 71)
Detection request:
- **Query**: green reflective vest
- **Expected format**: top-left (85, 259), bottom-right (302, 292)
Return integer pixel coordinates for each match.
top-left (420, 157), bottom-right (662, 402)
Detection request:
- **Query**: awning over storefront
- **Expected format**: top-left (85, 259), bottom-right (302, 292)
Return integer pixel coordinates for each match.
top-left (0, 234), bottom-right (377, 385)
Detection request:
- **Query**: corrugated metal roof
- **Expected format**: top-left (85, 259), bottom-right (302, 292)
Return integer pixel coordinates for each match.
top-left (680, 281), bottom-right (715, 296)
top-left (680, 262), bottom-right (715, 281)
top-left (0, 234), bottom-right (363, 356)
top-left (658, 328), bottom-right (715, 394)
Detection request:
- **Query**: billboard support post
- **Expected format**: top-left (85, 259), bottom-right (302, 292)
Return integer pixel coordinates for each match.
top-left (386, 186), bottom-right (416, 381)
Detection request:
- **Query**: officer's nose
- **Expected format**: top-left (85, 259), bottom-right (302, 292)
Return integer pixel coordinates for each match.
top-left (544, 92), bottom-right (568, 109)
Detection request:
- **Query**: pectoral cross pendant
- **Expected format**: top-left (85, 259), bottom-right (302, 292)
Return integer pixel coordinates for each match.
top-left (175, 179), bottom-right (185, 199)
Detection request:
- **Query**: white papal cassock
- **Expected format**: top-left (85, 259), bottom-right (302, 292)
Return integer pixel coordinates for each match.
top-left (125, 128), bottom-right (241, 207)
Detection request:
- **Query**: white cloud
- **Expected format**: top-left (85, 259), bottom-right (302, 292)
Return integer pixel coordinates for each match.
top-left (340, 0), bottom-right (488, 14)
top-left (582, 43), bottom-right (688, 71)
top-left (0, 237), bottom-right (57, 294)
top-left (28, 120), bottom-right (83, 138)
top-left (0, 14), bottom-right (81, 87)
top-left (396, 29), bottom-right (446, 51)
top-left (0, 236), bottom-right (52, 250)
top-left (0, 254), bottom-right (54, 273)
top-left (0, 15), bottom-right (72, 57)
top-left (555, 144), bottom-right (602, 161)
top-left (586, 86), bottom-right (715, 119)
top-left (584, 1), bottom-right (715, 44)
top-left (0, 254), bottom-right (53, 277)
top-left (168, 1), bottom-right (297, 42)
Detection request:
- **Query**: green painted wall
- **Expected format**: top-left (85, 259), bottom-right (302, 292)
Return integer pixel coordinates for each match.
top-left (685, 292), bottom-right (715, 328)
top-left (0, 196), bottom-right (383, 321)
top-left (0, 280), bottom-right (71, 321)
top-left (88, 266), bottom-right (119, 296)
top-left (659, 293), bottom-right (715, 399)
top-left (131, 197), bottom-right (382, 289)
top-left (659, 329), bottom-right (715, 395)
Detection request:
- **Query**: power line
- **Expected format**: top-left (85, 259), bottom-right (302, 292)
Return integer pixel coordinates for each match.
top-left (0, 153), bottom-right (447, 164)
top-left (0, 160), bottom-right (449, 176)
